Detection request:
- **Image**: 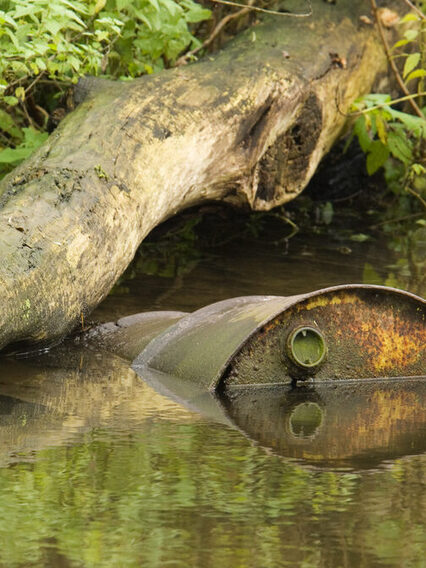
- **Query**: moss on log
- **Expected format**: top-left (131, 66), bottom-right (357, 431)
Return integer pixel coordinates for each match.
top-left (0, 0), bottom-right (395, 350)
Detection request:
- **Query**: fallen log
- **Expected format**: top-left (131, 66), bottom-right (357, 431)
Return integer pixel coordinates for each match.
top-left (0, 0), bottom-right (396, 351)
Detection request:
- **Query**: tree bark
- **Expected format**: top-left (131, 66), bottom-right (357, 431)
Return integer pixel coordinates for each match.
top-left (0, 0), bottom-right (395, 351)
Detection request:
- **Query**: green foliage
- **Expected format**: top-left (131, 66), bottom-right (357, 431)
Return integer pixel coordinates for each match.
top-left (103, 0), bottom-right (211, 77)
top-left (350, 6), bottom-right (426, 209)
top-left (0, 0), bottom-right (211, 178)
top-left (351, 94), bottom-right (425, 176)
top-left (363, 221), bottom-right (425, 295)
top-left (0, 126), bottom-right (48, 175)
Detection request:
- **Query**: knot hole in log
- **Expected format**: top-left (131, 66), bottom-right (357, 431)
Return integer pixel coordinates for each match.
top-left (254, 93), bottom-right (322, 205)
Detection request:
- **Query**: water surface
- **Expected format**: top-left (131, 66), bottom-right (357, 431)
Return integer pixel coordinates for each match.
top-left (0, 213), bottom-right (424, 567)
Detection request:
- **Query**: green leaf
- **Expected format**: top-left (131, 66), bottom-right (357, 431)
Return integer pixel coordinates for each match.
top-left (115, 0), bottom-right (132, 10)
top-left (35, 57), bottom-right (47, 71)
top-left (404, 29), bottom-right (419, 41)
top-left (366, 140), bottom-right (389, 174)
top-left (350, 233), bottom-right (370, 242)
top-left (133, 9), bottom-right (153, 30)
top-left (411, 163), bottom-right (425, 176)
top-left (321, 201), bottom-right (334, 225)
top-left (44, 18), bottom-right (63, 36)
top-left (0, 109), bottom-right (22, 139)
top-left (147, 0), bottom-right (161, 12)
top-left (375, 113), bottom-right (387, 144)
top-left (15, 86), bottom-right (25, 101)
top-left (21, 127), bottom-right (49, 148)
top-left (0, 11), bottom-right (17, 28)
top-left (2, 95), bottom-right (19, 106)
top-left (353, 115), bottom-right (372, 152)
top-left (387, 130), bottom-right (413, 165)
top-left (358, 94), bottom-right (391, 108)
top-left (60, 0), bottom-right (89, 16)
top-left (0, 146), bottom-right (32, 164)
top-left (399, 13), bottom-right (420, 24)
top-left (11, 60), bottom-right (30, 75)
top-left (391, 38), bottom-right (410, 50)
top-left (406, 68), bottom-right (426, 83)
top-left (94, 0), bottom-right (107, 14)
top-left (403, 52), bottom-right (420, 79)
top-left (387, 109), bottom-right (426, 138)
top-left (3, 27), bottom-right (20, 49)
top-left (0, 127), bottom-right (48, 165)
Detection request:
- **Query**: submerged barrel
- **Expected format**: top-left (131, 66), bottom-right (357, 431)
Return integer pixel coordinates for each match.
top-left (130, 284), bottom-right (425, 391)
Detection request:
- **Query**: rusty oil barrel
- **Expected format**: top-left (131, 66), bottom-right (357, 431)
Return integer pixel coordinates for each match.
top-left (63, 284), bottom-right (426, 468)
top-left (129, 284), bottom-right (425, 391)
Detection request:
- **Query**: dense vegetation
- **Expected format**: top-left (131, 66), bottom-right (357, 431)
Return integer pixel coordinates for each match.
top-left (0, 0), bottom-right (211, 178)
top-left (0, 0), bottom-right (424, 205)
top-left (350, 4), bottom-right (425, 209)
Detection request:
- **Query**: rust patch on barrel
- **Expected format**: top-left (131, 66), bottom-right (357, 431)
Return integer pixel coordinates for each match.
top-left (348, 310), bottom-right (422, 373)
top-left (224, 288), bottom-right (425, 387)
top-left (300, 292), bottom-right (361, 311)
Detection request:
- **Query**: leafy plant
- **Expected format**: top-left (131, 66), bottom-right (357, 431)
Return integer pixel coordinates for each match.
top-left (350, 4), bottom-right (426, 209)
top-left (351, 93), bottom-right (425, 172)
top-left (0, 0), bottom-right (211, 178)
top-left (0, 124), bottom-right (48, 176)
top-left (103, 0), bottom-right (211, 77)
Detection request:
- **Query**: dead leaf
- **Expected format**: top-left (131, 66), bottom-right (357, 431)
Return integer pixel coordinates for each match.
top-left (360, 15), bottom-right (373, 25)
top-left (378, 8), bottom-right (399, 28)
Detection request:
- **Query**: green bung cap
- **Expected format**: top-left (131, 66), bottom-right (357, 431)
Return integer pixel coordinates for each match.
top-left (286, 326), bottom-right (327, 369)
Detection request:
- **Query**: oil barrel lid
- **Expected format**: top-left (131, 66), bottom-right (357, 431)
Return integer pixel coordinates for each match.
top-left (286, 326), bottom-right (327, 369)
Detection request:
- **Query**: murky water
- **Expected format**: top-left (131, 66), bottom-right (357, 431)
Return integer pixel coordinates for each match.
top-left (0, 213), bottom-right (425, 567)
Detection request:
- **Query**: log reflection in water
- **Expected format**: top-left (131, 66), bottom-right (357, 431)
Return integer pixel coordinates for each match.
top-left (0, 343), bottom-right (424, 470)
top-left (0, 345), bottom-right (198, 466)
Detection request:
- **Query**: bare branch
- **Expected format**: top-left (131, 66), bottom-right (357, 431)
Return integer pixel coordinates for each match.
top-left (176, 0), bottom-right (256, 66)
top-left (208, 0), bottom-right (312, 17)
top-left (370, 0), bottom-right (424, 118)
top-left (402, 0), bottom-right (425, 20)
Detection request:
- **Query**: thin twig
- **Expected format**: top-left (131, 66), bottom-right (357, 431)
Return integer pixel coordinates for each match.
top-left (329, 190), bottom-right (363, 203)
top-left (370, 211), bottom-right (422, 228)
top-left (370, 0), bottom-right (424, 117)
top-left (402, 0), bottom-right (425, 20)
top-left (348, 92), bottom-right (426, 116)
top-left (405, 185), bottom-right (426, 208)
top-left (176, 0), bottom-right (255, 65)
top-left (35, 103), bottom-right (50, 123)
top-left (176, 0), bottom-right (312, 65)
top-left (19, 99), bottom-right (37, 129)
top-left (24, 71), bottom-right (46, 95)
top-left (208, 0), bottom-right (312, 17)
top-left (271, 212), bottom-right (299, 240)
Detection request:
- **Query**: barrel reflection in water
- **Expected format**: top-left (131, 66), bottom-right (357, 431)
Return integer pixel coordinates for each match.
top-left (218, 381), bottom-right (426, 468)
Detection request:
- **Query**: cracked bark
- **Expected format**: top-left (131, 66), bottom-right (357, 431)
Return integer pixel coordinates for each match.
top-left (0, 0), bottom-right (395, 351)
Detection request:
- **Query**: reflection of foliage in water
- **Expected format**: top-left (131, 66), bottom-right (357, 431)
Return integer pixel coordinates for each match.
top-left (110, 215), bottom-right (204, 295)
top-left (364, 223), bottom-right (426, 296)
top-left (0, 424), bottom-right (424, 567)
top-left (135, 216), bottom-right (203, 279)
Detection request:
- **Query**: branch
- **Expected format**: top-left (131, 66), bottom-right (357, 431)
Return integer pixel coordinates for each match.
top-left (208, 0), bottom-right (312, 17)
top-left (176, 0), bottom-right (256, 66)
top-left (402, 0), bottom-right (425, 21)
top-left (370, 0), bottom-right (424, 117)
top-left (347, 91), bottom-right (426, 116)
